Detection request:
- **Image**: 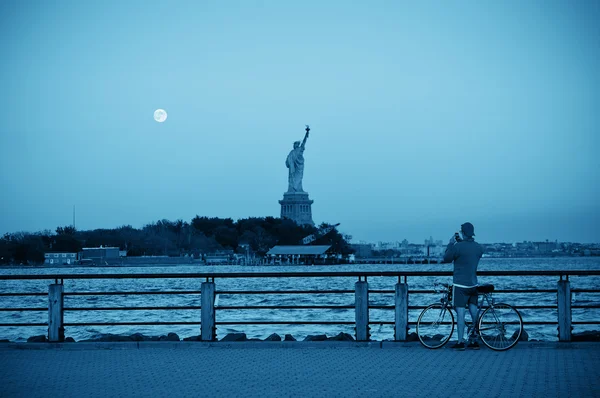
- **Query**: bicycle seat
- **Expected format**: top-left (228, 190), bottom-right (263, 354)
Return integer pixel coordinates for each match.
top-left (476, 284), bottom-right (494, 294)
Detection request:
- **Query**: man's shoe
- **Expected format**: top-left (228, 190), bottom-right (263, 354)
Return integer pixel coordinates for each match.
top-left (467, 341), bottom-right (480, 350)
top-left (450, 342), bottom-right (466, 350)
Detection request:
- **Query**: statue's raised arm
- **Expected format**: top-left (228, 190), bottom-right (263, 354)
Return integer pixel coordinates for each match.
top-left (301, 125), bottom-right (310, 149)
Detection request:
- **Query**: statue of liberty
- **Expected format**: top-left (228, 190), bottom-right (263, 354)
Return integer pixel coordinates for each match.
top-left (286, 125), bottom-right (310, 192)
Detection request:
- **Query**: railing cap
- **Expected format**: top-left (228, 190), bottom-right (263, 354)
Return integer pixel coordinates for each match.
top-left (1, 270), bottom-right (599, 280)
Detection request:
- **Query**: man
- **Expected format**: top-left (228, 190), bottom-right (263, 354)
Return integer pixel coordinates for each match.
top-left (443, 222), bottom-right (484, 350)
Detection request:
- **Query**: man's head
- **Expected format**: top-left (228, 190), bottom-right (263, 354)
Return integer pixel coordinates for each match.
top-left (460, 222), bottom-right (475, 239)
top-left (293, 141), bottom-right (301, 149)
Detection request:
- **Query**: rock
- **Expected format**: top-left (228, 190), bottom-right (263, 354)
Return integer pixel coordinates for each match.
top-left (304, 334), bottom-right (328, 342)
top-left (183, 335), bottom-right (202, 341)
top-left (518, 329), bottom-right (529, 342)
top-left (406, 332), bottom-right (419, 342)
top-left (65, 337), bottom-right (76, 343)
top-left (572, 330), bottom-right (600, 342)
top-left (160, 333), bottom-right (180, 341)
top-left (265, 333), bottom-right (282, 341)
top-left (27, 335), bottom-right (47, 343)
top-left (0, 339), bottom-right (11, 343)
top-left (327, 332), bottom-right (354, 341)
top-left (220, 333), bottom-right (248, 342)
top-left (130, 333), bottom-right (147, 341)
top-left (284, 334), bottom-right (296, 341)
top-left (80, 333), bottom-right (133, 342)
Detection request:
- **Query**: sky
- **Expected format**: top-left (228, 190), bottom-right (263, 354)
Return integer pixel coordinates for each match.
top-left (1, 0), bottom-right (599, 244)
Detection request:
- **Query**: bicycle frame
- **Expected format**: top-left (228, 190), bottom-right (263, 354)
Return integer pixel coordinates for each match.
top-left (438, 284), bottom-right (496, 339)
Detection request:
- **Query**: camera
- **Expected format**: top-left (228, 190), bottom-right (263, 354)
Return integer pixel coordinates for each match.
top-left (454, 232), bottom-right (462, 242)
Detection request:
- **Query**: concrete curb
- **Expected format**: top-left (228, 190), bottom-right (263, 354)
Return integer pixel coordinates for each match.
top-left (2, 341), bottom-right (600, 350)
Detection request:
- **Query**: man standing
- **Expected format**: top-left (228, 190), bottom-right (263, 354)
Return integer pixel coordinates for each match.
top-left (443, 222), bottom-right (484, 350)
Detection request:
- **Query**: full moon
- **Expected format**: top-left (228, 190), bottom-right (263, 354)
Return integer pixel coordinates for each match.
top-left (154, 109), bottom-right (167, 123)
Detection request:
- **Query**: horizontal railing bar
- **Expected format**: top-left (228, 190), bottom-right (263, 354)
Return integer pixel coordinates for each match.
top-left (38, 305), bottom-right (567, 312)
top-left (370, 305), bottom-right (561, 310)
top-left (57, 289), bottom-right (570, 297)
top-left (572, 321), bottom-right (600, 324)
top-left (572, 305), bottom-right (600, 309)
top-left (371, 289), bottom-right (561, 294)
top-left (65, 291), bottom-right (202, 296)
top-left (0, 288), bottom-right (585, 297)
top-left (0, 293), bottom-right (47, 297)
top-left (64, 306), bottom-right (202, 311)
top-left (0, 304), bottom-right (567, 312)
top-left (64, 322), bottom-right (201, 326)
top-left (403, 321), bottom-right (560, 325)
top-left (216, 305), bottom-right (354, 310)
top-left (215, 321), bottom-right (355, 325)
top-left (216, 290), bottom-right (354, 295)
top-left (492, 290), bottom-right (558, 293)
top-left (0, 323), bottom-right (47, 327)
top-left (2, 270), bottom-right (599, 280)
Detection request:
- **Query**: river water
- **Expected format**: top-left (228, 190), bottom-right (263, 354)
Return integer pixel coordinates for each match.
top-left (1, 257), bottom-right (599, 342)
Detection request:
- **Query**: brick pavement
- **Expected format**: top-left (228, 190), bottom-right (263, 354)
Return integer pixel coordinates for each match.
top-left (1, 342), bottom-right (599, 398)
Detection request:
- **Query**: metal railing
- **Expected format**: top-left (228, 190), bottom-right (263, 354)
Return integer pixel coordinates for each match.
top-left (0, 270), bottom-right (599, 342)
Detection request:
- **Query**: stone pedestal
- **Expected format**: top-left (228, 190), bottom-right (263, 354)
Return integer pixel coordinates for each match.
top-left (279, 192), bottom-right (314, 226)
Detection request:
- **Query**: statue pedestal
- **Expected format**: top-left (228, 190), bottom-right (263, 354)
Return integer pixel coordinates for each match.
top-left (279, 192), bottom-right (314, 226)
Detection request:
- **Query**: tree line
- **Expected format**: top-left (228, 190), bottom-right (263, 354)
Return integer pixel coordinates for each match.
top-left (0, 217), bottom-right (354, 265)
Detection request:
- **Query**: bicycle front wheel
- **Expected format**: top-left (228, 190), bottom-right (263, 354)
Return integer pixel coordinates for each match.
top-left (417, 303), bottom-right (454, 349)
top-left (478, 303), bottom-right (523, 351)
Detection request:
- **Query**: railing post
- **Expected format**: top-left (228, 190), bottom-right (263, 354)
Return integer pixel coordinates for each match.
top-left (201, 281), bottom-right (216, 341)
top-left (48, 283), bottom-right (64, 342)
top-left (557, 278), bottom-right (572, 342)
top-left (355, 280), bottom-right (369, 341)
top-left (394, 282), bottom-right (409, 341)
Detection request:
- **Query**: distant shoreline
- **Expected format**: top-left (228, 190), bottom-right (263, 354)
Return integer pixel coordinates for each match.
top-left (0, 255), bottom-right (597, 269)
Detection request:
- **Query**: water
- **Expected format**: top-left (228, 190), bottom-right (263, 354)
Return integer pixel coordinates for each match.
top-left (1, 257), bottom-right (599, 342)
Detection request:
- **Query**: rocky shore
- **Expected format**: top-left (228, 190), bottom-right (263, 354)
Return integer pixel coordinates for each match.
top-left (19, 331), bottom-right (358, 343)
top-left (12, 329), bottom-right (600, 344)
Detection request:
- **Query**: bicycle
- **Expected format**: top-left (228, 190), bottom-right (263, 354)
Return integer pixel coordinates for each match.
top-left (416, 283), bottom-right (524, 351)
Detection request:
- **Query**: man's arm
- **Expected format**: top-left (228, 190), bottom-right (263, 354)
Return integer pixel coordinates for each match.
top-left (442, 236), bottom-right (457, 263)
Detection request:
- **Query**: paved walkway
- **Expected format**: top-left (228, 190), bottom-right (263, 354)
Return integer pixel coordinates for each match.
top-left (1, 342), bottom-right (599, 397)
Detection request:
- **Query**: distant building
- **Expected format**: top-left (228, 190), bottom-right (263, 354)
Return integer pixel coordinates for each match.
top-left (351, 244), bottom-right (372, 258)
top-left (205, 250), bottom-right (234, 265)
top-left (44, 252), bottom-right (77, 265)
top-left (81, 247), bottom-right (120, 264)
top-left (375, 241), bottom-right (400, 251)
top-left (421, 245), bottom-right (445, 257)
top-left (267, 245), bottom-right (333, 264)
top-left (535, 241), bottom-right (558, 253)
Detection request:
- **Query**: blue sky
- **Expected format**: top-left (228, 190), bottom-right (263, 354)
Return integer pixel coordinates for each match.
top-left (1, 0), bottom-right (598, 243)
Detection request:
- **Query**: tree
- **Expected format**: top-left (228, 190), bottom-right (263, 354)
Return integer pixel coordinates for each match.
top-left (56, 225), bottom-right (76, 235)
top-left (313, 223), bottom-right (355, 256)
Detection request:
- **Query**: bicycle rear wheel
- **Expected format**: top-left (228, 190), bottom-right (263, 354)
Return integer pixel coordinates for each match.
top-left (478, 303), bottom-right (523, 351)
top-left (417, 303), bottom-right (454, 349)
